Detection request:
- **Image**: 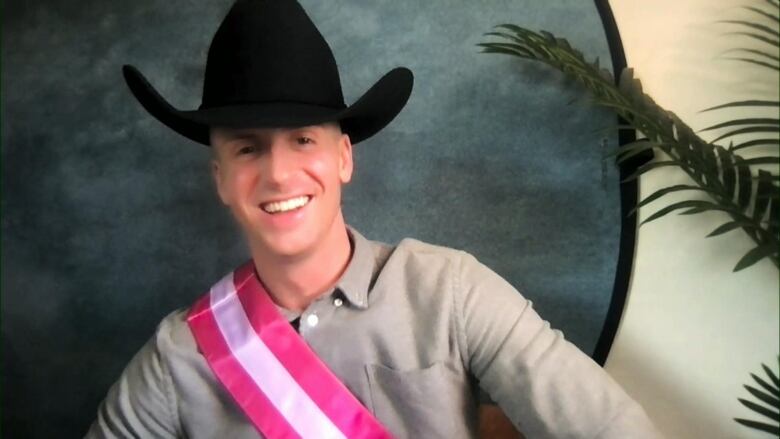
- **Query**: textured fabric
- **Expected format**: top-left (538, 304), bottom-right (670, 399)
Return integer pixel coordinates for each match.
top-left (186, 264), bottom-right (393, 439)
top-left (86, 228), bottom-right (662, 439)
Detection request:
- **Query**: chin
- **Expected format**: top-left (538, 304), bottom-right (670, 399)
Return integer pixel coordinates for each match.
top-left (254, 229), bottom-right (318, 259)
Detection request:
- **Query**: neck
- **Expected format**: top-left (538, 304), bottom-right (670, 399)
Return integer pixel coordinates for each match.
top-left (250, 215), bottom-right (352, 312)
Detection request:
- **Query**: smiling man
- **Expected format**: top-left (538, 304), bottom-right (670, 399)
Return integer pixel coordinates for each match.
top-left (210, 124), bottom-right (355, 311)
top-left (86, 0), bottom-right (663, 438)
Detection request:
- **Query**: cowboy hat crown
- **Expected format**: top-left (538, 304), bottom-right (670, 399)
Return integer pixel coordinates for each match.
top-left (123, 0), bottom-right (413, 146)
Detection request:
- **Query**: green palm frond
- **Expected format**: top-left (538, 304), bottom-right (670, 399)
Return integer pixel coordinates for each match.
top-left (723, 47), bottom-right (780, 64)
top-left (744, 5), bottom-right (780, 23)
top-left (735, 358), bottom-right (780, 435)
top-left (700, 105), bottom-right (780, 152)
top-left (722, 20), bottom-right (780, 40)
top-left (708, 125), bottom-right (779, 144)
top-left (722, 3), bottom-right (780, 54)
top-left (702, 100), bottom-right (780, 111)
top-left (701, 118), bottom-right (780, 132)
top-left (478, 25), bottom-right (779, 271)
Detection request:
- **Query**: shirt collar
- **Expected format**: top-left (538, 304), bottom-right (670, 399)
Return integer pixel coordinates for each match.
top-left (335, 226), bottom-right (376, 309)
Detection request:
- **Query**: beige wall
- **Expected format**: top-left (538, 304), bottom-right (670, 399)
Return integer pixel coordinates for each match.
top-left (605, 1), bottom-right (779, 438)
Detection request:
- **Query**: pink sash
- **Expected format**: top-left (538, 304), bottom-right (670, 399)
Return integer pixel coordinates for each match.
top-left (187, 262), bottom-right (393, 439)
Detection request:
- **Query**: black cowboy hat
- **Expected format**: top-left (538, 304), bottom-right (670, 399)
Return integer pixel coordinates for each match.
top-left (122, 0), bottom-right (413, 146)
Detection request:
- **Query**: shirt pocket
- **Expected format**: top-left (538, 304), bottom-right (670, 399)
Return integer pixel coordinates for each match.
top-left (365, 362), bottom-right (473, 439)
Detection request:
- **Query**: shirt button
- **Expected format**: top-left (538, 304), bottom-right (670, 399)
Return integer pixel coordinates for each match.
top-left (306, 314), bottom-right (319, 327)
top-left (333, 298), bottom-right (343, 307)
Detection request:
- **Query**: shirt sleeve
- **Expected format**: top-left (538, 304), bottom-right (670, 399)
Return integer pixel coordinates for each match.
top-left (84, 322), bottom-right (180, 439)
top-left (454, 252), bottom-right (663, 439)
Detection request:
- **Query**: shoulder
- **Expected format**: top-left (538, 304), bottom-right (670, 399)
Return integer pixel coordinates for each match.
top-left (370, 235), bottom-right (503, 296)
top-left (385, 236), bottom-right (490, 281)
top-left (392, 236), bottom-right (470, 264)
top-left (351, 227), bottom-right (473, 272)
top-left (155, 307), bottom-right (197, 351)
top-left (383, 237), bottom-right (528, 312)
top-left (123, 306), bottom-right (200, 378)
top-left (86, 308), bottom-right (194, 437)
top-left (395, 236), bottom-right (465, 255)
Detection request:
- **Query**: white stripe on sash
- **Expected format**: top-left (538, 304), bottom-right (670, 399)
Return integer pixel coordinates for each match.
top-left (210, 274), bottom-right (346, 439)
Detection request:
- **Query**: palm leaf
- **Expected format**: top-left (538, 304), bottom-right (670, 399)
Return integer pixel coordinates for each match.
top-left (630, 184), bottom-right (707, 214)
top-left (731, 138), bottom-right (780, 150)
top-left (754, 170), bottom-right (775, 222)
top-left (746, 384), bottom-right (780, 408)
top-left (744, 5), bottom-right (780, 23)
top-left (479, 18), bottom-right (779, 271)
top-left (735, 359), bottom-right (780, 433)
top-left (610, 139), bottom-right (657, 164)
top-left (723, 47), bottom-right (780, 63)
top-left (716, 146), bottom-right (738, 200)
top-left (735, 244), bottom-right (779, 271)
top-left (723, 56), bottom-right (780, 71)
top-left (738, 398), bottom-right (780, 421)
top-left (726, 31), bottom-right (780, 47)
top-left (701, 118), bottom-right (780, 131)
top-left (710, 126), bottom-right (780, 144)
top-left (752, 372), bottom-right (780, 398)
top-left (733, 157), bottom-right (780, 166)
top-left (701, 100), bottom-right (780, 112)
top-left (641, 200), bottom-right (719, 224)
top-left (721, 20), bottom-right (780, 40)
top-left (765, 362), bottom-right (780, 388)
top-left (769, 195), bottom-right (780, 228)
top-left (735, 156), bottom-right (754, 209)
top-left (621, 160), bottom-right (684, 183)
top-left (707, 220), bottom-right (760, 236)
top-left (478, 44), bottom-right (529, 58)
top-left (734, 418), bottom-right (780, 435)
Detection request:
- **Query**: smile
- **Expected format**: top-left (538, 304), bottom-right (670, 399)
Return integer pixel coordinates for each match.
top-left (260, 196), bottom-right (311, 214)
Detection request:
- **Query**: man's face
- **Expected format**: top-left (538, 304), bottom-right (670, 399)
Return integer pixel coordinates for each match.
top-left (210, 123), bottom-right (353, 259)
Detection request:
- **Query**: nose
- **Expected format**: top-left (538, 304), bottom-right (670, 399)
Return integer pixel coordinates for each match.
top-left (261, 141), bottom-right (296, 185)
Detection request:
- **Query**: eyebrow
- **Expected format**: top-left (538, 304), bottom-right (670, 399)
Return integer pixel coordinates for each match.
top-left (216, 130), bottom-right (256, 141)
top-left (287, 126), bottom-right (320, 135)
top-left (213, 125), bottom-right (331, 144)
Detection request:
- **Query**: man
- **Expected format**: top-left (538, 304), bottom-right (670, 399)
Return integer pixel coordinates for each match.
top-left (87, 0), bottom-right (663, 437)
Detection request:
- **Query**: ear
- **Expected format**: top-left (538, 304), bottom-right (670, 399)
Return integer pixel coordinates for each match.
top-left (211, 158), bottom-right (230, 205)
top-left (338, 133), bottom-right (354, 184)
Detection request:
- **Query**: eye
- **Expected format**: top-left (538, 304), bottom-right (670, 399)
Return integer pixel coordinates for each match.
top-left (236, 144), bottom-right (257, 155)
top-left (296, 136), bottom-right (314, 145)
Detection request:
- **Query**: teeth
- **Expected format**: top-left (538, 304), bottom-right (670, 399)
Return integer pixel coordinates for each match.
top-left (261, 196), bottom-right (310, 214)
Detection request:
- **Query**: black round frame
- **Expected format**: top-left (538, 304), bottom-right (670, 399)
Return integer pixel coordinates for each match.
top-left (591, 0), bottom-right (652, 365)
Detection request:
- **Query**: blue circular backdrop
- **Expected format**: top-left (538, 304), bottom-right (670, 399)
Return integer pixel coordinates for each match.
top-left (1, 1), bottom-right (623, 436)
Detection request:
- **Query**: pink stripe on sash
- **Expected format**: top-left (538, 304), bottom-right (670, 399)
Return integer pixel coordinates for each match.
top-left (187, 263), bottom-right (394, 439)
top-left (188, 294), bottom-right (301, 438)
top-left (232, 264), bottom-right (393, 439)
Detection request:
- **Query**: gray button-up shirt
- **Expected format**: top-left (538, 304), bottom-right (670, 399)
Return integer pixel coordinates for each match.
top-left (86, 228), bottom-right (662, 438)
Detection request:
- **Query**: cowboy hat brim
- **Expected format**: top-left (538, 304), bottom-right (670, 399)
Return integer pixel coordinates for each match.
top-left (122, 65), bottom-right (413, 146)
